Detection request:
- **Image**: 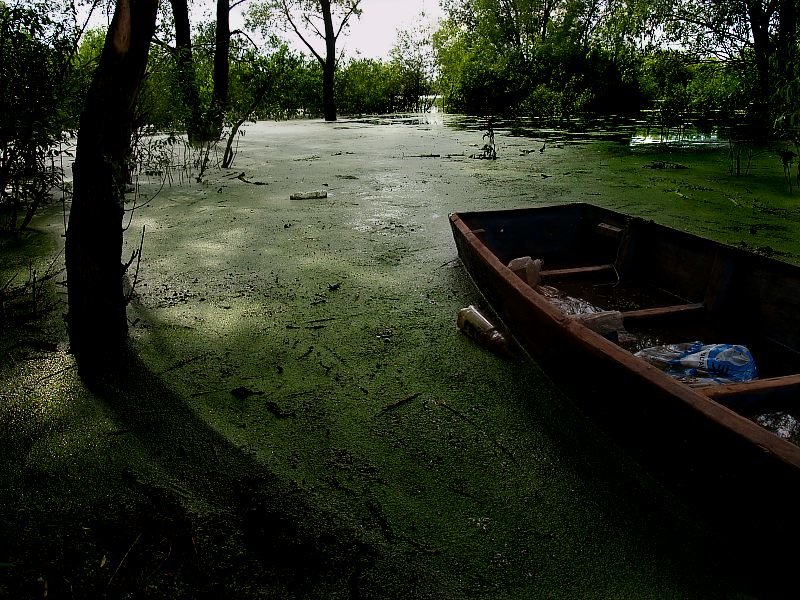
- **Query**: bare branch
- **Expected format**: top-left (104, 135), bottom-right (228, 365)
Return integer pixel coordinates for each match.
top-left (335, 2), bottom-right (361, 40)
top-left (151, 35), bottom-right (176, 54)
top-left (283, 3), bottom-right (324, 63)
top-left (302, 12), bottom-right (324, 39)
top-left (230, 29), bottom-right (260, 50)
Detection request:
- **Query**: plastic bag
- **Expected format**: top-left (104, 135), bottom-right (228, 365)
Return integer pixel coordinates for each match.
top-left (538, 284), bottom-right (603, 316)
top-left (634, 341), bottom-right (757, 385)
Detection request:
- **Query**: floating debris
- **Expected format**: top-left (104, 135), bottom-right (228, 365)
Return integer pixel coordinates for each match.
top-left (290, 190), bottom-right (328, 200)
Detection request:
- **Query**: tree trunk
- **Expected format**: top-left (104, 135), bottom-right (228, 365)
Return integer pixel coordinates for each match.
top-left (210, 0), bottom-right (230, 138)
top-left (170, 0), bottom-right (204, 143)
top-left (321, 0), bottom-right (337, 121)
top-left (65, 0), bottom-right (158, 378)
top-left (777, 0), bottom-right (798, 88)
top-left (747, 2), bottom-right (773, 129)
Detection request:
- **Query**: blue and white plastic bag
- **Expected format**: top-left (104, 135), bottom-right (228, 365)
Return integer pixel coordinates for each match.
top-left (634, 341), bottom-right (757, 385)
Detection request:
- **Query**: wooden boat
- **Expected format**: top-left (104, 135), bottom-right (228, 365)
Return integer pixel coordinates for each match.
top-left (449, 202), bottom-right (800, 528)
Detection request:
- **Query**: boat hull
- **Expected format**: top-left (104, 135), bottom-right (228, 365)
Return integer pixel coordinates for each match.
top-left (450, 203), bottom-right (800, 535)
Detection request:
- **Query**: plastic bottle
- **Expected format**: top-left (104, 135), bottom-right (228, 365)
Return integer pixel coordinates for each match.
top-left (457, 305), bottom-right (512, 357)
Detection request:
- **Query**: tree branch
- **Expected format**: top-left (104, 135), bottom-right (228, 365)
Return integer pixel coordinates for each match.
top-left (151, 35), bottom-right (176, 54)
top-left (281, 0), bottom-right (324, 63)
top-left (302, 12), bottom-right (324, 39)
top-left (230, 28), bottom-right (260, 50)
top-left (335, 2), bottom-right (361, 40)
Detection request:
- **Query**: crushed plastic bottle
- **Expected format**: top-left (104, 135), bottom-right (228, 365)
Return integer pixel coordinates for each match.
top-left (634, 341), bottom-right (758, 385)
top-left (457, 305), bottom-right (513, 357)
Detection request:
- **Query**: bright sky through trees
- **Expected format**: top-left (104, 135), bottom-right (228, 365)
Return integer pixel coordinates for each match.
top-left (339, 0), bottom-right (442, 58)
top-left (81, 0), bottom-right (443, 60)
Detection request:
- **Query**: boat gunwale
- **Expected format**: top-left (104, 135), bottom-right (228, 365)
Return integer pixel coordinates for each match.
top-left (449, 204), bottom-right (800, 472)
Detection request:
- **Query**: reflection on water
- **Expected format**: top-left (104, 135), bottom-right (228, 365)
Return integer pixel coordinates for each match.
top-left (347, 112), bottom-right (733, 151)
top-left (629, 125), bottom-right (725, 149)
top-left (351, 112), bottom-right (444, 128)
top-left (444, 113), bottom-right (639, 146)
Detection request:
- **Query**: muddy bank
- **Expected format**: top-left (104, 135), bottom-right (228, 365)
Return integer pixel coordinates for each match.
top-left (3, 115), bottom-right (797, 598)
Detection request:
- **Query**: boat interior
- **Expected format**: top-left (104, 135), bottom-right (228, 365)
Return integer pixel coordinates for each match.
top-left (459, 202), bottom-right (800, 446)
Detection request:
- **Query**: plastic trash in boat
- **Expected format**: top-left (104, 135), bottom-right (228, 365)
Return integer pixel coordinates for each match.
top-left (538, 284), bottom-right (602, 316)
top-left (634, 341), bottom-right (757, 385)
top-left (507, 256), bottom-right (542, 287)
top-left (568, 310), bottom-right (636, 344)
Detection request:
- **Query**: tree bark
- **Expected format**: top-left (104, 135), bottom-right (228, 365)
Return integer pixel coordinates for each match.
top-left (210, 0), bottom-right (231, 138)
top-left (747, 2), bottom-right (773, 128)
top-left (65, 0), bottom-right (158, 378)
top-left (321, 0), bottom-right (337, 121)
top-left (777, 0), bottom-right (798, 87)
top-left (170, 0), bottom-right (204, 143)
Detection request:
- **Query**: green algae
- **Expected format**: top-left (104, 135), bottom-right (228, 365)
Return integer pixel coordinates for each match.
top-left (3, 116), bottom-right (793, 598)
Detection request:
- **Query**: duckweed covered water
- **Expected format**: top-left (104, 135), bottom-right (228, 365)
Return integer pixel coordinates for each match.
top-left (4, 114), bottom-right (799, 598)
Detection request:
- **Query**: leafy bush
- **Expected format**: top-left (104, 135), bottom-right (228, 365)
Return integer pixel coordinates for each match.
top-left (337, 59), bottom-right (402, 115)
top-left (0, 2), bottom-right (74, 231)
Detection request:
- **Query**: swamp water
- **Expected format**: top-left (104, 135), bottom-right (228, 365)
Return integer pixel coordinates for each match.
top-left (5, 113), bottom-right (800, 598)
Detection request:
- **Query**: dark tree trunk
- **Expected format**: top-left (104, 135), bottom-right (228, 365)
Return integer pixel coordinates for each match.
top-left (170, 0), bottom-right (204, 143)
top-left (321, 0), bottom-right (337, 122)
top-left (778, 0), bottom-right (798, 86)
top-left (65, 0), bottom-right (158, 378)
top-left (747, 2), bottom-right (773, 128)
top-left (210, 0), bottom-right (230, 138)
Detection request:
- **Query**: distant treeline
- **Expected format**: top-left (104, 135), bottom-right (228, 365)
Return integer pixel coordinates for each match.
top-left (3, 0), bottom-right (800, 228)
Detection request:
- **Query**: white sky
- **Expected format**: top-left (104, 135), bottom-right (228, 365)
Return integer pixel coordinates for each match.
top-left (228, 0), bottom-right (445, 59)
top-left (336, 0), bottom-right (444, 59)
top-left (83, 0), bottom-right (444, 60)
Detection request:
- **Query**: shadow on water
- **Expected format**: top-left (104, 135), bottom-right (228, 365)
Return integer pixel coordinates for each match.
top-left (0, 346), bottom-right (446, 597)
top-left (68, 343), bottom-right (451, 599)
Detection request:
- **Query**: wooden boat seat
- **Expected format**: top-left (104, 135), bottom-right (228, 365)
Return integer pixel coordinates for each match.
top-left (621, 303), bottom-right (706, 322)
top-left (540, 264), bottom-right (616, 279)
top-left (693, 375), bottom-right (800, 422)
top-left (695, 374), bottom-right (800, 402)
top-left (596, 222), bottom-right (623, 238)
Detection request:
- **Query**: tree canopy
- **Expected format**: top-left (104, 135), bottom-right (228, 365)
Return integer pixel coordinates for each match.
top-left (247, 0), bottom-right (362, 120)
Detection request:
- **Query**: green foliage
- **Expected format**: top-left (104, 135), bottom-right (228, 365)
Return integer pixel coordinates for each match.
top-left (433, 20), bottom-right (527, 115)
top-left (42, 0), bottom-right (794, 152)
top-left (638, 50), bottom-right (693, 123)
top-left (231, 44), bottom-right (322, 121)
top-left (638, 51), bottom-right (752, 126)
top-left (336, 59), bottom-right (400, 115)
top-left (261, 54), bottom-right (321, 121)
top-left (434, 0), bottom-right (785, 125)
top-left (389, 20), bottom-right (438, 112)
top-left (64, 27), bottom-right (105, 129)
top-left (771, 26), bottom-right (800, 144)
top-left (138, 45), bottom-right (185, 132)
top-left (685, 61), bottom-right (747, 119)
top-left (0, 1), bottom-right (75, 231)
top-left (431, 19), bottom-right (470, 111)
top-left (434, 6), bottom-right (646, 120)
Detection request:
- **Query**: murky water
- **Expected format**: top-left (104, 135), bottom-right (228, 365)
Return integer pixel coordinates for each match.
top-left (353, 111), bottom-right (733, 152)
